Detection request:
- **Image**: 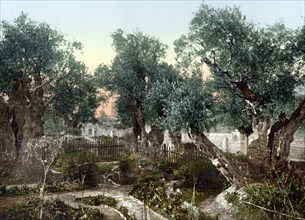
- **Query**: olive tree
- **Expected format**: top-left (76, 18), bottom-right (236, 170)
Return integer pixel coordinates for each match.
top-left (95, 29), bottom-right (169, 151)
top-left (0, 14), bottom-right (98, 160)
top-left (155, 4), bottom-right (305, 187)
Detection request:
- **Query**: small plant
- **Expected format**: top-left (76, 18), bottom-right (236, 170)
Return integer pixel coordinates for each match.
top-left (130, 176), bottom-right (211, 219)
top-left (82, 195), bottom-right (136, 220)
top-left (225, 178), bottom-right (305, 219)
top-left (117, 206), bottom-right (137, 220)
top-left (0, 197), bottom-right (104, 219)
top-left (2, 185), bottom-right (39, 196)
top-left (119, 155), bottom-right (136, 173)
top-left (83, 195), bottom-right (118, 207)
top-left (139, 157), bottom-right (150, 167)
top-left (173, 158), bottom-right (227, 192)
top-left (55, 148), bottom-right (99, 187)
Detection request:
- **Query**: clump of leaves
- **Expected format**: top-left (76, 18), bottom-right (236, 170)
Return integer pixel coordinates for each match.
top-left (0, 197), bottom-right (104, 219)
top-left (55, 147), bottom-right (99, 187)
top-left (119, 155), bottom-right (136, 173)
top-left (117, 206), bottom-right (137, 220)
top-left (1, 185), bottom-right (38, 196)
top-left (173, 158), bottom-right (227, 192)
top-left (45, 181), bottom-right (80, 193)
top-left (224, 152), bottom-right (247, 162)
top-left (226, 178), bottom-right (305, 219)
top-left (83, 195), bottom-right (118, 207)
top-left (130, 176), bottom-right (213, 219)
top-left (97, 162), bottom-right (115, 174)
top-left (82, 195), bottom-right (136, 220)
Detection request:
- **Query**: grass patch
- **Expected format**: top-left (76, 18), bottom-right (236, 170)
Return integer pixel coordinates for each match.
top-left (81, 195), bottom-right (136, 220)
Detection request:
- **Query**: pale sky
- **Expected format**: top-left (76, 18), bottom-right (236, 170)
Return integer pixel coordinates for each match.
top-left (1, 0), bottom-right (304, 73)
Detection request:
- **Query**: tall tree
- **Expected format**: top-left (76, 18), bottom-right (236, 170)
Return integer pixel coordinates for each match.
top-left (95, 29), bottom-right (168, 151)
top-left (47, 61), bottom-right (99, 130)
top-left (0, 14), bottom-right (98, 161)
top-left (169, 4), bottom-right (305, 187)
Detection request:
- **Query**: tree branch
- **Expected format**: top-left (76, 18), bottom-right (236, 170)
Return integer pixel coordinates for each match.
top-left (203, 58), bottom-right (258, 102)
top-left (284, 98), bottom-right (305, 135)
top-left (243, 201), bottom-right (305, 220)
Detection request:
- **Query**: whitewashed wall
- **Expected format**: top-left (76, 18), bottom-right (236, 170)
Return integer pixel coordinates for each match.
top-left (81, 122), bottom-right (130, 138)
top-left (82, 123), bottom-right (304, 159)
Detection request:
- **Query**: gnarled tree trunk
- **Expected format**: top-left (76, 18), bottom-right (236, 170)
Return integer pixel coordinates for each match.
top-left (247, 117), bottom-right (271, 174)
top-left (0, 98), bottom-right (14, 159)
top-left (147, 125), bottom-right (164, 158)
top-left (247, 99), bottom-right (305, 183)
top-left (189, 127), bottom-right (250, 188)
top-left (134, 99), bottom-right (149, 153)
top-left (11, 76), bottom-right (45, 155)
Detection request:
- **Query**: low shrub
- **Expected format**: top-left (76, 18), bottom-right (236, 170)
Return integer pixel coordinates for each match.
top-left (45, 181), bottom-right (80, 193)
top-left (130, 176), bottom-right (214, 220)
top-left (83, 195), bottom-right (118, 207)
top-left (0, 197), bottom-right (104, 219)
top-left (55, 148), bottom-right (99, 187)
top-left (173, 158), bottom-right (227, 192)
top-left (1, 185), bottom-right (38, 196)
top-left (97, 162), bottom-right (115, 175)
top-left (226, 178), bottom-right (305, 219)
top-left (119, 155), bottom-right (136, 173)
top-left (82, 195), bottom-right (136, 220)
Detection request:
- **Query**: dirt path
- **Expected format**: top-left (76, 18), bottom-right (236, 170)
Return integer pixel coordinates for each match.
top-left (45, 185), bottom-right (168, 220)
top-left (199, 189), bottom-right (234, 220)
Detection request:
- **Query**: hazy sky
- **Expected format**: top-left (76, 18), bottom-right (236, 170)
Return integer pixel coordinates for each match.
top-left (1, 1), bottom-right (304, 73)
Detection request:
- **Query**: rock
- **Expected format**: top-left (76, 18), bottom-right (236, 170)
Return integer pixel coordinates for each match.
top-left (200, 186), bottom-right (236, 220)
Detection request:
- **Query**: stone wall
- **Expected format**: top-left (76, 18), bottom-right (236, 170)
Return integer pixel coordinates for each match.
top-left (181, 130), bottom-right (247, 154)
top-left (82, 123), bottom-right (305, 160)
top-left (81, 122), bottom-right (130, 138)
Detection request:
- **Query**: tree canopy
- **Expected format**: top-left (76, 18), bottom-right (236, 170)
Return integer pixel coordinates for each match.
top-left (175, 4), bottom-right (303, 126)
top-left (0, 14), bottom-right (99, 159)
top-left (146, 3), bottom-right (305, 186)
top-left (95, 29), bottom-right (175, 147)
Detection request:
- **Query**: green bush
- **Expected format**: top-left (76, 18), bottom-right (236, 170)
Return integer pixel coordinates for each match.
top-left (97, 162), bottom-right (115, 174)
top-left (0, 197), bottom-right (40, 219)
top-left (0, 197), bottom-right (104, 220)
top-left (226, 179), bottom-right (305, 219)
top-left (119, 155), bottom-right (135, 173)
top-left (45, 181), bottom-right (80, 193)
top-left (1, 185), bottom-right (38, 196)
top-left (118, 206), bottom-right (137, 220)
top-left (56, 148), bottom-right (99, 187)
top-left (82, 195), bottom-right (136, 220)
top-left (130, 176), bottom-right (216, 220)
top-left (157, 161), bottom-right (175, 177)
top-left (83, 195), bottom-right (118, 207)
top-left (173, 158), bottom-right (227, 191)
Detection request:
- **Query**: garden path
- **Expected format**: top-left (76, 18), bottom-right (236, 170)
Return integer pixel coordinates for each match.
top-left (45, 185), bottom-right (168, 220)
top-left (199, 187), bottom-right (234, 220)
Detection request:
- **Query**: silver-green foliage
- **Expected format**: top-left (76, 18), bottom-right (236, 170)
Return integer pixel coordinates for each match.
top-left (174, 3), bottom-right (303, 129)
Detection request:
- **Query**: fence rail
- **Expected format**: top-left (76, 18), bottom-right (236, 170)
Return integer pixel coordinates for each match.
top-left (64, 138), bottom-right (248, 170)
top-left (159, 144), bottom-right (248, 171)
top-left (64, 139), bottom-right (126, 161)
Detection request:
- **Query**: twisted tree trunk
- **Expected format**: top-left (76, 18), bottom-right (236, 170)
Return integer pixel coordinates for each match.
top-left (0, 98), bottom-right (14, 159)
top-left (247, 117), bottom-right (271, 174)
top-left (189, 127), bottom-right (250, 188)
top-left (147, 126), bottom-right (164, 157)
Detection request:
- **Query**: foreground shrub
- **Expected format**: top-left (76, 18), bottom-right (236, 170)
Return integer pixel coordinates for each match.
top-left (83, 195), bottom-right (118, 207)
top-left (226, 179), bottom-right (305, 219)
top-left (130, 176), bottom-right (215, 220)
top-left (173, 158), bottom-right (227, 191)
top-left (82, 195), bottom-right (136, 220)
top-left (0, 197), bottom-right (104, 219)
top-left (56, 148), bottom-right (99, 187)
top-left (0, 185), bottom-right (38, 196)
